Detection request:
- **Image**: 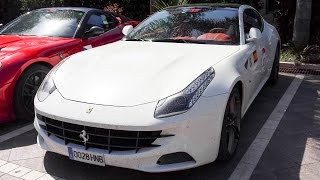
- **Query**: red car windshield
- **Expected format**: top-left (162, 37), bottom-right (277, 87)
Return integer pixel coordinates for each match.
top-left (0, 9), bottom-right (85, 38)
top-left (126, 7), bottom-right (240, 45)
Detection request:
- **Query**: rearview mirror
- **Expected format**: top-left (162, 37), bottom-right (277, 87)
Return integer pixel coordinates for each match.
top-left (246, 28), bottom-right (262, 42)
top-left (85, 26), bottom-right (104, 38)
top-left (122, 25), bottom-right (133, 36)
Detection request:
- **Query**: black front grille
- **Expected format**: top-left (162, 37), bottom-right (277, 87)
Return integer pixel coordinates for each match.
top-left (39, 115), bottom-right (173, 153)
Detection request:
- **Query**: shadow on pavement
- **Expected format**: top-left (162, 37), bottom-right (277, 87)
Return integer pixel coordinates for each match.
top-left (42, 74), bottom-right (295, 180)
top-left (251, 74), bottom-right (320, 179)
top-left (0, 118), bottom-right (32, 136)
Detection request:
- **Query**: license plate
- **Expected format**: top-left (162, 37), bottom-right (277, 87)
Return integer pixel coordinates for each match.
top-left (68, 147), bottom-right (105, 166)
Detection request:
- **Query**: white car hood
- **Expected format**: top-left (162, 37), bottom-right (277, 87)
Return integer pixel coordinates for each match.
top-left (54, 41), bottom-right (239, 106)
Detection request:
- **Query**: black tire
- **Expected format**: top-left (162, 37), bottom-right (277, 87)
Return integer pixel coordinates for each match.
top-left (14, 64), bottom-right (50, 121)
top-left (218, 87), bottom-right (241, 161)
top-left (267, 44), bottom-right (280, 85)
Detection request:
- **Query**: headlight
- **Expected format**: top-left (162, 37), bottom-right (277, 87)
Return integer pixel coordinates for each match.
top-left (154, 67), bottom-right (215, 118)
top-left (37, 58), bottom-right (68, 102)
top-left (37, 69), bottom-right (56, 102)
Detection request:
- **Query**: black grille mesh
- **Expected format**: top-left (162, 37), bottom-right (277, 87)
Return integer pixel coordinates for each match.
top-left (39, 115), bottom-right (173, 153)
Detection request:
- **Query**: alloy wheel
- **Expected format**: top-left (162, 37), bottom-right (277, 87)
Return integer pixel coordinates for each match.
top-left (225, 92), bottom-right (241, 154)
top-left (22, 70), bottom-right (47, 115)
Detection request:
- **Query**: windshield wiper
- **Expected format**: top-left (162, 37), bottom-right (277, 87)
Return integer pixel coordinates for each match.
top-left (0, 33), bottom-right (13, 35)
top-left (152, 38), bottom-right (188, 43)
top-left (152, 38), bottom-right (207, 44)
top-left (0, 33), bottom-right (34, 36)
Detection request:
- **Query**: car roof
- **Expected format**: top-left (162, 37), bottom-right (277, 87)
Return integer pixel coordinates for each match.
top-left (165, 3), bottom-right (241, 10)
top-left (36, 7), bottom-right (99, 13)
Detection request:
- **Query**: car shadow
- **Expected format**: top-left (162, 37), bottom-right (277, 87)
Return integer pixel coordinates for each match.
top-left (43, 74), bottom-right (296, 180)
top-left (0, 118), bottom-right (32, 136)
top-left (0, 129), bottom-right (37, 151)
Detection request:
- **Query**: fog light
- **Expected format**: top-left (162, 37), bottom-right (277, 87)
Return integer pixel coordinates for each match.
top-left (157, 152), bottom-right (195, 165)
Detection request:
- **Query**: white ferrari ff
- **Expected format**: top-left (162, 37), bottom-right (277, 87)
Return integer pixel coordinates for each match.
top-left (34, 4), bottom-right (280, 172)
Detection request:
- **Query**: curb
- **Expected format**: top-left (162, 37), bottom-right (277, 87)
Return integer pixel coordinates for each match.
top-left (280, 62), bottom-right (320, 70)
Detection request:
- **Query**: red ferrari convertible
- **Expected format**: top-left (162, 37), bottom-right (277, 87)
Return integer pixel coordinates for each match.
top-left (0, 7), bottom-right (139, 122)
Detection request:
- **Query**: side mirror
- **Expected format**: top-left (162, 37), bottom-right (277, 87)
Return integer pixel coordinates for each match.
top-left (0, 24), bottom-right (3, 28)
top-left (122, 25), bottom-right (133, 36)
top-left (85, 26), bottom-right (104, 38)
top-left (246, 28), bottom-right (262, 42)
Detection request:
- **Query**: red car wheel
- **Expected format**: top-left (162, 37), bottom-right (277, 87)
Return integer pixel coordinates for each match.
top-left (14, 64), bottom-right (50, 120)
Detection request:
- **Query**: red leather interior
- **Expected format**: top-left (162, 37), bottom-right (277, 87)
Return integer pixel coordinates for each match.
top-left (174, 36), bottom-right (195, 40)
top-left (197, 33), bottom-right (231, 41)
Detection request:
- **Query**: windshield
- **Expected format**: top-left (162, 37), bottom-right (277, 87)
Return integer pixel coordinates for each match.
top-left (126, 7), bottom-right (240, 45)
top-left (0, 9), bottom-right (85, 38)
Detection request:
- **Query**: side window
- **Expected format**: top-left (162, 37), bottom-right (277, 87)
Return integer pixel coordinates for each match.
top-left (104, 13), bottom-right (119, 29)
top-left (86, 14), bottom-right (105, 31)
top-left (243, 9), bottom-right (263, 39)
top-left (252, 10), bottom-right (264, 32)
top-left (85, 13), bottom-right (118, 32)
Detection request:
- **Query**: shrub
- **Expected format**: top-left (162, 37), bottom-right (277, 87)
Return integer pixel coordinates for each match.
top-left (301, 45), bottom-right (320, 64)
top-left (280, 43), bottom-right (320, 64)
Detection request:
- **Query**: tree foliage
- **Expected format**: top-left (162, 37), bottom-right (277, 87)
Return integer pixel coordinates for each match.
top-left (0, 0), bottom-right (150, 24)
top-left (20, 0), bottom-right (65, 11)
top-left (0, 0), bottom-right (21, 24)
top-left (153, 0), bottom-right (190, 11)
top-left (273, 0), bottom-right (319, 46)
top-left (1, 0), bottom-right (262, 24)
top-left (292, 0), bottom-right (312, 48)
top-left (191, 0), bottom-right (263, 10)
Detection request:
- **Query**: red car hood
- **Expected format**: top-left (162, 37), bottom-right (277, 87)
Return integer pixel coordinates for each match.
top-left (0, 35), bottom-right (80, 59)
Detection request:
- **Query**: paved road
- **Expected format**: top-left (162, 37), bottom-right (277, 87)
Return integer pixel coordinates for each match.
top-left (0, 73), bottom-right (319, 180)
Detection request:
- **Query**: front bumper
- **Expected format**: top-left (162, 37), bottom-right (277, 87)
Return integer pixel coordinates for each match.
top-left (34, 90), bottom-right (229, 172)
top-left (0, 82), bottom-right (15, 123)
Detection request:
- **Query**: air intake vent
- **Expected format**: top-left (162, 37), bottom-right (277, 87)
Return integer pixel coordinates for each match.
top-left (157, 152), bottom-right (195, 165)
